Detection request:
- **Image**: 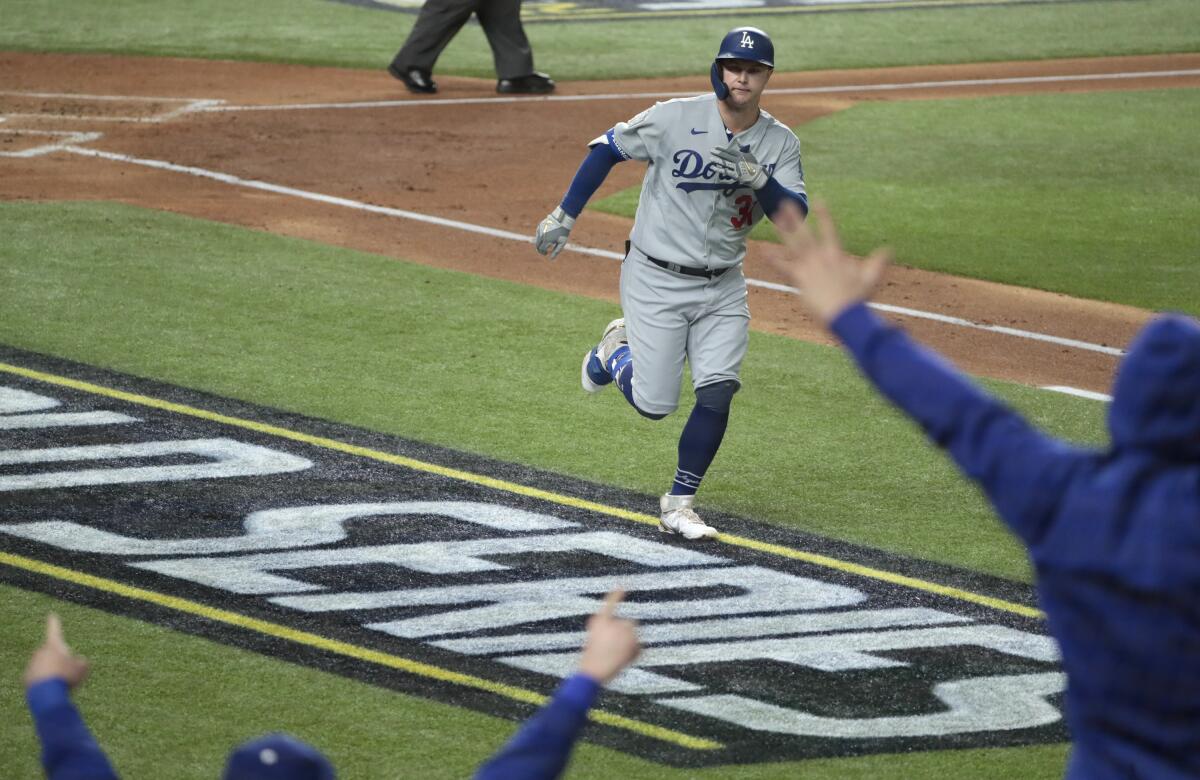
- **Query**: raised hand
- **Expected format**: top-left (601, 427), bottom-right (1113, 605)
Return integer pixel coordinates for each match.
top-left (578, 590), bottom-right (641, 685)
top-left (24, 614), bottom-right (91, 690)
top-left (769, 201), bottom-right (891, 324)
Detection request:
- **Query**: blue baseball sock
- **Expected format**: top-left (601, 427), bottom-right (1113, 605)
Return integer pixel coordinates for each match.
top-left (606, 346), bottom-right (667, 420)
top-left (670, 403), bottom-right (729, 496)
top-left (584, 350), bottom-right (612, 387)
top-left (607, 345), bottom-right (636, 407)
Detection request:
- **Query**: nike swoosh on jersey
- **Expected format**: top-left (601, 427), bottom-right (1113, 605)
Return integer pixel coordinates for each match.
top-left (690, 128), bottom-right (707, 135)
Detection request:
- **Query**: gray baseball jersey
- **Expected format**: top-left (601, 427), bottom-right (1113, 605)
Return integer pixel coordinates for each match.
top-left (596, 93), bottom-right (806, 270)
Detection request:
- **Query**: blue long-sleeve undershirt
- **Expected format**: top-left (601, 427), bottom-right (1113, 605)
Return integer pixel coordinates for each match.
top-left (560, 144), bottom-right (624, 218)
top-left (473, 673), bottom-right (601, 780)
top-left (27, 678), bottom-right (119, 780)
top-left (757, 175), bottom-right (808, 220)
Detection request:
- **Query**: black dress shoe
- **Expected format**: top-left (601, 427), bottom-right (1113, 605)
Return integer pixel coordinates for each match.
top-left (387, 63), bottom-right (437, 94)
top-left (496, 72), bottom-right (555, 94)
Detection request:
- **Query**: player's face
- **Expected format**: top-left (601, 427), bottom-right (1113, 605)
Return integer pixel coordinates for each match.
top-left (721, 59), bottom-right (772, 108)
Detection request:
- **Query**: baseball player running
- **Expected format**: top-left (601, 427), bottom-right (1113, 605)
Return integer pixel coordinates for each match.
top-left (534, 27), bottom-right (807, 539)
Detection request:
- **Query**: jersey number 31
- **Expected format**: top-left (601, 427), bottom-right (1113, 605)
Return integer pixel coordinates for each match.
top-left (731, 195), bottom-right (754, 230)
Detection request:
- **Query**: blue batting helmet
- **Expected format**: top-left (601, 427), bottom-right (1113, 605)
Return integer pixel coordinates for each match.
top-left (710, 27), bottom-right (775, 100)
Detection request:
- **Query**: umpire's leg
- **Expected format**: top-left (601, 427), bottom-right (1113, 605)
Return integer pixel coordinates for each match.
top-left (391, 0), bottom-right (479, 73)
top-left (474, 0), bottom-right (535, 79)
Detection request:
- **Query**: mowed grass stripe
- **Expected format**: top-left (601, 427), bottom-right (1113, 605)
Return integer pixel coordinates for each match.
top-left (523, 0), bottom-right (1044, 23)
top-left (2, 0), bottom-right (1197, 79)
top-left (0, 550), bottom-right (721, 751)
top-left (0, 359), bottom-right (1045, 619)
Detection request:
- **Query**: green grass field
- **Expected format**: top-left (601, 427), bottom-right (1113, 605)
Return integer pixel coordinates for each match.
top-left (0, 201), bottom-right (1110, 581)
top-left (1, 0), bottom-right (1198, 77)
top-left (0, 202), bottom-right (1087, 778)
top-left (3, 0), bottom-right (1196, 775)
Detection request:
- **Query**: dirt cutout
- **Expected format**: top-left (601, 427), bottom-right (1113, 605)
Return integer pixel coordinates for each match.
top-left (4, 52), bottom-right (1198, 393)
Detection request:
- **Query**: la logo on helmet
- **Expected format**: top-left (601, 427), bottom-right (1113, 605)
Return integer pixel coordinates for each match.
top-left (710, 27), bottom-right (775, 100)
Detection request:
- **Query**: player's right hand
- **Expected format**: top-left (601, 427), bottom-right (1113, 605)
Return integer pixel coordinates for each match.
top-left (535, 206), bottom-right (575, 260)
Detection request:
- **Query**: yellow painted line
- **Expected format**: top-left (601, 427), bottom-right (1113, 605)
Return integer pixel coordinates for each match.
top-left (0, 550), bottom-right (721, 751)
top-left (713, 534), bottom-right (1044, 619)
top-left (0, 360), bottom-right (1045, 621)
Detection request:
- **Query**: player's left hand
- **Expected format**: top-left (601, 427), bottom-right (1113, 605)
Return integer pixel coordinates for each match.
top-left (712, 145), bottom-right (769, 190)
top-left (24, 614), bottom-right (90, 690)
top-left (535, 206), bottom-right (575, 260)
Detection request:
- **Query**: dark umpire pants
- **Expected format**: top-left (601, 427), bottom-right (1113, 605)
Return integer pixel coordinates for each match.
top-left (392, 0), bottom-right (534, 80)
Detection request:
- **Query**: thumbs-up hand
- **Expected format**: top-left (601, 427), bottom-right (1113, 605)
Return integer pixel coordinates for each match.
top-left (24, 614), bottom-right (91, 690)
top-left (578, 590), bottom-right (641, 686)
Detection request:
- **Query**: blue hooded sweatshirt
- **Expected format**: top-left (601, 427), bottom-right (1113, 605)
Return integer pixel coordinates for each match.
top-left (831, 303), bottom-right (1200, 780)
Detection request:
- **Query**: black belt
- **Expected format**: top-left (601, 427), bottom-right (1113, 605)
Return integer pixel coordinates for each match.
top-left (627, 241), bottom-right (730, 279)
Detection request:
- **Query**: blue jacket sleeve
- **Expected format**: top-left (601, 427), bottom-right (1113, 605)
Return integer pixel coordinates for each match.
top-left (830, 302), bottom-right (1082, 547)
top-left (27, 678), bottom-right (119, 780)
top-left (474, 674), bottom-right (601, 780)
top-left (560, 143), bottom-right (624, 218)
top-left (757, 176), bottom-right (808, 220)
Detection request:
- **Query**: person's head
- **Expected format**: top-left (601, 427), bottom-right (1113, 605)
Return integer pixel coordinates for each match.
top-left (223, 734), bottom-right (335, 780)
top-left (710, 27), bottom-right (774, 109)
top-left (1108, 314), bottom-right (1200, 460)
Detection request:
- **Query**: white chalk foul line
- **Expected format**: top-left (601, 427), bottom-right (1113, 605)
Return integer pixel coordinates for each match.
top-left (867, 302), bottom-right (1125, 356)
top-left (745, 280), bottom-right (1124, 356)
top-left (1042, 386), bottom-right (1112, 402)
top-left (59, 144), bottom-right (617, 257)
top-left (203, 68), bottom-right (1200, 113)
top-left (773, 68), bottom-right (1200, 96)
top-left (60, 144), bottom-right (1125, 358)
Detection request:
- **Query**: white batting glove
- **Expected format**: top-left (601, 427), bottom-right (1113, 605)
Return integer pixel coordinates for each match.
top-left (712, 146), bottom-right (769, 190)
top-left (535, 206), bottom-right (575, 260)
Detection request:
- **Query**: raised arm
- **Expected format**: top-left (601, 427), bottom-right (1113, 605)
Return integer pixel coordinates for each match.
top-left (24, 615), bottom-right (119, 780)
top-left (474, 590), bottom-right (640, 780)
top-left (770, 203), bottom-right (1080, 545)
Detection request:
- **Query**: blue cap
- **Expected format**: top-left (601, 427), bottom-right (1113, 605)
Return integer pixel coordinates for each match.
top-left (711, 27), bottom-right (775, 99)
top-left (223, 734), bottom-right (335, 780)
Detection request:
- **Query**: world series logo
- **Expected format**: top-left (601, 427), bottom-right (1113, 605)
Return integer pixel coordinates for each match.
top-left (0, 347), bottom-right (1068, 766)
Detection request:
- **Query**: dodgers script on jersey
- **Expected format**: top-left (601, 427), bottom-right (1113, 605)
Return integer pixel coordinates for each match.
top-left (596, 93), bottom-right (805, 270)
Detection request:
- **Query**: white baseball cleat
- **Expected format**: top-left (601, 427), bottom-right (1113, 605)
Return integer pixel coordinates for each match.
top-left (581, 318), bottom-right (627, 393)
top-left (659, 493), bottom-right (718, 540)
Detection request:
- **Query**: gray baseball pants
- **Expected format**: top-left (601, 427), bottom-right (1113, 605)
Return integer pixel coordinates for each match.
top-left (619, 245), bottom-right (750, 417)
